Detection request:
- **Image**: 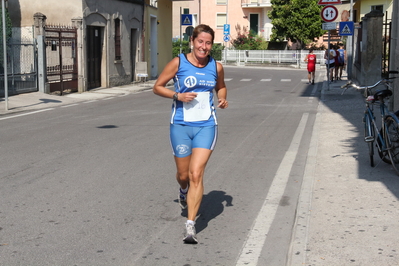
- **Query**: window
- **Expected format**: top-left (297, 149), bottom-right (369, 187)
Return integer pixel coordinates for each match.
top-left (216, 13), bottom-right (226, 28)
top-left (183, 8), bottom-right (189, 14)
top-left (217, 0), bottom-right (227, 5)
top-left (371, 5), bottom-right (383, 12)
top-left (150, 0), bottom-right (157, 7)
top-left (115, 18), bottom-right (121, 60)
top-left (192, 14), bottom-right (198, 27)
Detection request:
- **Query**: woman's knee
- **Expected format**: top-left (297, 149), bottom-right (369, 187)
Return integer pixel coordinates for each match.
top-left (176, 170), bottom-right (189, 181)
top-left (189, 169), bottom-right (204, 184)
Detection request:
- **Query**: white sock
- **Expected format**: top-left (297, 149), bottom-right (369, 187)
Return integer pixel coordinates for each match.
top-left (180, 186), bottom-right (188, 193)
top-left (186, 220), bottom-right (195, 225)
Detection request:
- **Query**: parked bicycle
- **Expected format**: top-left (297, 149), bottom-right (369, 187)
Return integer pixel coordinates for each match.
top-left (341, 71), bottom-right (399, 175)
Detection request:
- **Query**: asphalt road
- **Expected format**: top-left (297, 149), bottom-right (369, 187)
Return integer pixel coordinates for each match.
top-left (0, 66), bottom-right (323, 265)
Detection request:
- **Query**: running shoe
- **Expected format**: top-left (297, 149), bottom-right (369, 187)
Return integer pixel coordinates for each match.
top-left (178, 188), bottom-right (188, 209)
top-left (183, 222), bottom-right (198, 244)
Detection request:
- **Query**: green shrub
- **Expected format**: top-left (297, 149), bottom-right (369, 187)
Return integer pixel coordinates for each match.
top-left (172, 40), bottom-right (190, 58)
top-left (231, 32), bottom-right (268, 50)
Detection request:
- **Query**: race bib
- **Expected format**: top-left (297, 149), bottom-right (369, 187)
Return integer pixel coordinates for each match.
top-left (183, 92), bottom-right (211, 122)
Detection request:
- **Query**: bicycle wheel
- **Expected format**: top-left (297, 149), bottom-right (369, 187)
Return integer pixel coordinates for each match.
top-left (384, 116), bottom-right (399, 175)
top-left (364, 112), bottom-right (375, 167)
top-left (377, 128), bottom-right (392, 164)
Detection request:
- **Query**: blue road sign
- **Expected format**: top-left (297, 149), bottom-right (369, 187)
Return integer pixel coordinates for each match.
top-left (223, 35), bottom-right (230, 42)
top-left (181, 14), bottom-right (193, 26)
top-left (223, 24), bottom-right (230, 35)
top-left (339, 21), bottom-right (354, 36)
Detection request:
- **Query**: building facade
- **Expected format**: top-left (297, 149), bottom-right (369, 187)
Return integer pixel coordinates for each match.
top-left (7, 0), bottom-right (173, 93)
top-left (173, 0), bottom-right (273, 46)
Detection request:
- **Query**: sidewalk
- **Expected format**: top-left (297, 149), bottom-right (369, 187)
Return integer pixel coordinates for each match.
top-left (1, 76), bottom-right (398, 264)
top-left (0, 81), bottom-right (155, 116)
top-left (290, 77), bottom-right (399, 265)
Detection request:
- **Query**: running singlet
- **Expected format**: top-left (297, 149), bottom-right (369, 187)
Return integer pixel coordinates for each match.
top-left (337, 49), bottom-right (345, 64)
top-left (171, 54), bottom-right (218, 126)
top-left (307, 54), bottom-right (316, 72)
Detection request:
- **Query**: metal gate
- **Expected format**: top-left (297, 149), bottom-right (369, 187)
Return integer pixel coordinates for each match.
top-left (45, 25), bottom-right (77, 94)
top-left (0, 28), bottom-right (38, 97)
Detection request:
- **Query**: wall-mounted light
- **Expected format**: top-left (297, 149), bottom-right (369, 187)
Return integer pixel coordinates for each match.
top-left (243, 15), bottom-right (248, 19)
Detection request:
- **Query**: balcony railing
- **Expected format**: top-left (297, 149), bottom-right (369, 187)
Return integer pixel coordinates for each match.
top-left (241, 0), bottom-right (271, 8)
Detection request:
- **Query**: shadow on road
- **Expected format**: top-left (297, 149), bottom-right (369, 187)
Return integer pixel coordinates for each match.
top-left (179, 190), bottom-right (233, 234)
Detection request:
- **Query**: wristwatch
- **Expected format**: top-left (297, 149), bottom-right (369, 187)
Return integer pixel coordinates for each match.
top-left (173, 93), bottom-right (179, 101)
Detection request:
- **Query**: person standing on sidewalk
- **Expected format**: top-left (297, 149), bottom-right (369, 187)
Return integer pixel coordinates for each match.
top-left (153, 24), bottom-right (228, 244)
top-left (336, 44), bottom-right (346, 80)
top-left (324, 44), bottom-right (336, 83)
top-left (304, 48), bottom-right (316, 85)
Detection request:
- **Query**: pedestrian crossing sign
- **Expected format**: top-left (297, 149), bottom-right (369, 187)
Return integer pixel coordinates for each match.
top-left (181, 14), bottom-right (193, 26)
top-left (339, 21), bottom-right (354, 36)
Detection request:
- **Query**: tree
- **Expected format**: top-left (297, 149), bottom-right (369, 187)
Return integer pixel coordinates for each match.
top-left (268, 0), bottom-right (325, 49)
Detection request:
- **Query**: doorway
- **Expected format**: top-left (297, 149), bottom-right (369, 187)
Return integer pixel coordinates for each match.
top-left (249, 14), bottom-right (259, 34)
top-left (150, 16), bottom-right (158, 79)
top-left (87, 26), bottom-right (103, 89)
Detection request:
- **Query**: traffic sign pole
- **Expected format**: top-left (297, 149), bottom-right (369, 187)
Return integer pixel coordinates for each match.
top-left (347, 0), bottom-right (354, 79)
top-left (179, 7), bottom-right (182, 54)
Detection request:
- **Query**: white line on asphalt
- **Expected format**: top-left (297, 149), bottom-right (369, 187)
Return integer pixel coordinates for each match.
top-left (308, 73), bottom-right (323, 102)
top-left (301, 79), bottom-right (309, 82)
top-left (102, 97), bottom-right (114, 100)
top-left (240, 79), bottom-right (251, 81)
top-left (287, 104), bottom-right (322, 266)
top-left (0, 108), bottom-right (55, 121)
top-left (260, 79), bottom-right (271, 81)
top-left (281, 79), bottom-right (292, 82)
top-left (61, 103), bottom-right (79, 108)
top-left (236, 113), bottom-right (309, 266)
top-left (225, 78), bottom-right (233, 81)
top-left (83, 100), bottom-right (98, 103)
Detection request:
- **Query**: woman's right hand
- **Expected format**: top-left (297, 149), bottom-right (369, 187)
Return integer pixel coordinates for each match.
top-left (178, 92), bottom-right (198, 102)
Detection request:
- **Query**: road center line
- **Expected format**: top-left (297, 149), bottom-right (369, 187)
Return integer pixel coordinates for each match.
top-left (236, 113), bottom-right (309, 266)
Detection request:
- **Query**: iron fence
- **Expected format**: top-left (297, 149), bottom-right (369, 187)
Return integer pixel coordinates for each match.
top-left (221, 49), bottom-right (327, 69)
top-left (0, 27), bottom-right (37, 96)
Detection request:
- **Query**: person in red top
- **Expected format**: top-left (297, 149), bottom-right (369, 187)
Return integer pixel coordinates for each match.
top-left (304, 48), bottom-right (316, 85)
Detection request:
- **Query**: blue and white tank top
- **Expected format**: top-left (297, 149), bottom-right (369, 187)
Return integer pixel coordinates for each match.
top-left (170, 53), bottom-right (218, 126)
top-left (338, 48), bottom-right (345, 63)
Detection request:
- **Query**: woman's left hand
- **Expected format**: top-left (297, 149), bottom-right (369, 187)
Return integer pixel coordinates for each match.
top-left (217, 98), bottom-right (228, 109)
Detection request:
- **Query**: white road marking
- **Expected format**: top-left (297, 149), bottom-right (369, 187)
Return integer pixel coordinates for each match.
top-left (240, 79), bottom-right (251, 81)
top-left (281, 79), bottom-right (291, 82)
top-left (261, 79), bottom-right (271, 81)
top-left (225, 78), bottom-right (233, 81)
top-left (61, 103), bottom-right (79, 108)
top-left (0, 108), bottom-right (55, 121)
top-left (236, 113), bottom-right (309, 266)
top-left (287, 106), bottom-right (322, 266)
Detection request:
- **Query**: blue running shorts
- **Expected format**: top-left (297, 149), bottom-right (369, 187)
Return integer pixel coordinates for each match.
top-left (170, 124), bottom-right (218, 158)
